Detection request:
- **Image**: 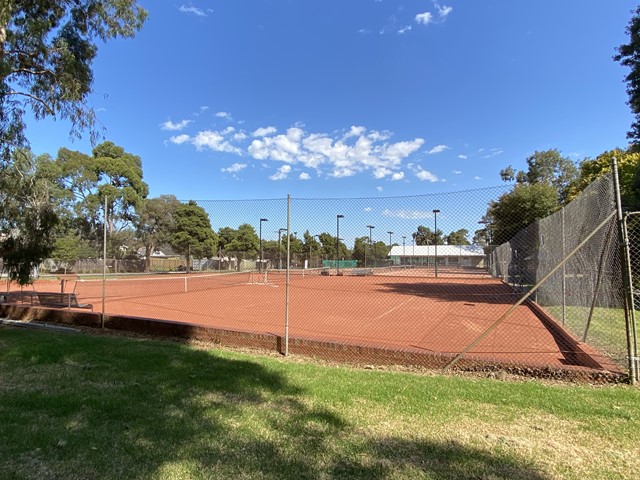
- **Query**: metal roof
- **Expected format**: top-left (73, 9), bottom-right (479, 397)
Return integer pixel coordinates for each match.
top-left (388, 244), bottom-right (485, 257)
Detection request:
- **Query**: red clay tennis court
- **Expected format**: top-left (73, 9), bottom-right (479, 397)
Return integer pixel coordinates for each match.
top-left (5, 267), bottom-right (619, 375)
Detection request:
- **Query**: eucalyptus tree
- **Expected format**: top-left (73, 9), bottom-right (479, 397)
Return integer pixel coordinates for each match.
top-left (170, 201), bottom-right (218, 273)
top-left (0, 149), bottom-right (58, 284)
top-left (135, 195), bottom-right (181, 272)
top-left (0, 1), bottom-right (147, 165)
top-left (54, 141), bottom-right (148, 238)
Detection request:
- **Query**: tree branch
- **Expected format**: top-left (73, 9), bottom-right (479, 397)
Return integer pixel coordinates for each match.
top-left (10, 67), bottom-right (56, 78)
top-left (5, 91), bottom-right (55, 115)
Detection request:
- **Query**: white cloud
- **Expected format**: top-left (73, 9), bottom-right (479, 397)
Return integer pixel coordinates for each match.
top-left (192, 130), bottom-right (241, 154)
top-left (435, 3), bottom-right (453, 19)
top-left (482, 148), bottom-right (504, 159)
top-left (221, 163), bottom-right (247, 173)
top-left (398, 25), bottom-right (412, 34)
top-left (376, 186), bottom-right (383, 192)
top-left (269, 165), bottom-right (292, 181)
top-left (373, 167), bottom-right (392, 179)
top-left (233, 131), bottom-right (248, 141)
top-left (168, 122), bottom-right (426, 181)
top-left (170, 134), bottom-right (191, 145)
top-left (428, 144), bottom-right (449, 155)
top-left (382, 209), bottom-right (435, 220)
top-left (474, 176), bottom-right (482, 180)
top-left (160, 119), bottom-right (192, 131)
top-left (215, 111), bottom-right (231, 120)
top-left (343, 125), bottom-right (367, 140)
top-left (415, 12), bottom-right (433, 25)
top-left (416, 3), bottom-right (452, 26)
top-left (457, 154), bottom-right (468, 159)
top-left (252, 126), bottom-right (278, 137)
top-left (452, 170), bottom-right (462, 174)
top-left (416, 169), bottom-right (438, 182)
top-left (178, 5), bottom-right (211, 17)
top-left (299, 172), bottom-right (311, 180)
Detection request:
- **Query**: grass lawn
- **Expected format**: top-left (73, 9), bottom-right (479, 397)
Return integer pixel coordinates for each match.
top-left (545, 305), bottom-right (633, 364)
top-left (1, 325), bottom-right (639, 480)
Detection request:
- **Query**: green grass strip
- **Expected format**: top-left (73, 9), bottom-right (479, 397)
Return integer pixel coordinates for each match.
top-left (1, 326), bottom-right (639, 479)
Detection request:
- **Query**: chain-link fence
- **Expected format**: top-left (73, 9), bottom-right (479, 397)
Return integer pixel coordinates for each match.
top-left (487, 174), bottom-right (630, 378)
top-left (2, 171), bottom-right (637, 382)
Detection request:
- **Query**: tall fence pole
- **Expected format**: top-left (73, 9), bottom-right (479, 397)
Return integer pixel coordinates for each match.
top-left (613, 158), bottom-right (638, 384)
top-left (101, 196), bottom-right (107, 329)
top-left (284, 194), bottom-right (291, 356)
top-left (561, 207), bottom-right (567, 325)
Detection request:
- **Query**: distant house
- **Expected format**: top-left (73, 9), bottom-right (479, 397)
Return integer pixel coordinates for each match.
top-left (388, 244), bottom-right (486, 268)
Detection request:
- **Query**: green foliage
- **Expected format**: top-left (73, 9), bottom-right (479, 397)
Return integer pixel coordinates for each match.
top-left (413, 226), bottom-right (444, 245)
top-left (317, 232), bottom-right (350, 260)
top-left (170, 201), bottom-right (218, 272)
top-left (53, 141), bottom-right (148, 236)
top-left (0, 1), bottom-right (147, 165)
top-left (0, 150), bottom-right (58, 284)
top-left (502, 149), bottom-right (577, 203)
top-left (135, 195), bottom-right (181, 272)
top-left (488, 183), bottom-right (559, 245)
top-left (567, 148), bottom-right (640, 208)
top-left (445, 229), bottom-right (470, 245)
top-left (92, 141), bottom-right (149, 228)
top-left (52, 234), bottom-right (97, 271)
top-left (615, 5), bottom-right (640, 146)
top-left (224, 223), bottom-right (260, 270)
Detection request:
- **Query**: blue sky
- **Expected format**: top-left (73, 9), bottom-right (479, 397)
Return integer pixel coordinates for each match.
top-left (25, 1), bottom-right (636, 202)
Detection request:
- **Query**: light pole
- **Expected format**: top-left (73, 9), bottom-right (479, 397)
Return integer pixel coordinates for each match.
top-left (259, 218), bottom-right (268, 272)
top-left (336, 214), bottom-right (344, 275)
top-left (433, 209), bottom-right (440, 277)
top-left (402, 236), bottom-right (406, 265)
top-left (278, 228), bottom-right (287, 270)
top-left (387, 231), bottom-right (393, 267)
top-left (365, 225), bottom-right (374, 268)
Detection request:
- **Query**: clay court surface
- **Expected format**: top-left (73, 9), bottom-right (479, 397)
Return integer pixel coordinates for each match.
top-left (7, 268), bottom-right (615, 372)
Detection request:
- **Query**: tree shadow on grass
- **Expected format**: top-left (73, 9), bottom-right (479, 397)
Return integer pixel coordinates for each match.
top-left (0, 327), bottom-right (551, 479)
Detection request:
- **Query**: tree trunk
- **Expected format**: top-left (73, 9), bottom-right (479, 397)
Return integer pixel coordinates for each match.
top-left (144, 244), bottom-right (153, 273)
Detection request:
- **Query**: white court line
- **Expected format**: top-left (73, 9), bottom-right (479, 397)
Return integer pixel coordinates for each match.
top-left (375, 296), bottom-right (417, 321)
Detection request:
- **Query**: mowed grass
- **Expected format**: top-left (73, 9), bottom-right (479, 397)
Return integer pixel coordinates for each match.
top-left (0, 326), bottom-right (639, 480)
top-left (545, 305), bottom-right (632, 363)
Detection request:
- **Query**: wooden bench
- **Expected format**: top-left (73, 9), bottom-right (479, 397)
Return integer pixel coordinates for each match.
top-left (57, 273), bottom-right (78, 293)
top-left (0, 291), bottom-right (37, 305)
top-left (36, 292), bottom-right (93, 311)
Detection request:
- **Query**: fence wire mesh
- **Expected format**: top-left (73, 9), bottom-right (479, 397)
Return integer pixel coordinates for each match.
top-left (1, 175), bottom-right (635, 381)
top-left (489, 174), bottom-right (627, 378)
top-left (624, 212), bottom-right (640, 381)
